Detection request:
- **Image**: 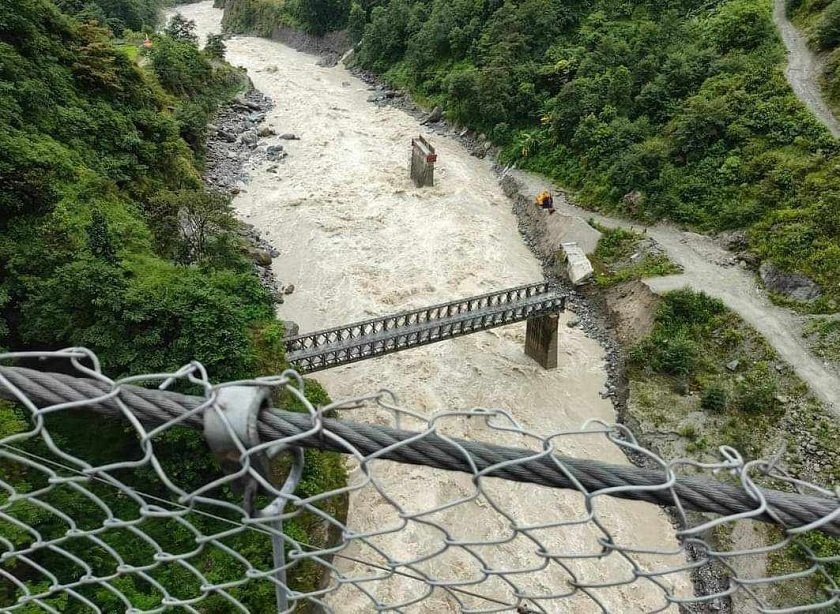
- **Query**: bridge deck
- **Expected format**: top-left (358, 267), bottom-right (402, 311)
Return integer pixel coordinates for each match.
top-left (285, 283), bottom-right (566, 372)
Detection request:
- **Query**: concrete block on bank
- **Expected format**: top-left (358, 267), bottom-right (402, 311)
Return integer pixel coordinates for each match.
top-left (561, 242), bottom-right (594, 286)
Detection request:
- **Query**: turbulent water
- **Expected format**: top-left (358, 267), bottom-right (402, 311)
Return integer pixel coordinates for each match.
top-left (168, 4), bottom-right (690, 610)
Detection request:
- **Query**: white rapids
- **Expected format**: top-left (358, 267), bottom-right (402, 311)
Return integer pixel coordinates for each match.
top-left (168, 4), bottom-right (691, 611)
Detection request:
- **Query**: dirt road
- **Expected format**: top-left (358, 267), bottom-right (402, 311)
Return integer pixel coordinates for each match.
top-left (170, 3), bottom-right (690, 611)
top-left (773, 0), bottom-right (840, 136)
top-left (513, 171), bottom-right (840, 416)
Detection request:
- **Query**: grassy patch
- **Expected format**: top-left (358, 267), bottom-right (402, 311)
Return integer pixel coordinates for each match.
top-left (590, 225), bottom-right (681, 286)
top-left (625, 288), bottom-right (840, 606)
top-left (803, 317), bottom-right (840, 363)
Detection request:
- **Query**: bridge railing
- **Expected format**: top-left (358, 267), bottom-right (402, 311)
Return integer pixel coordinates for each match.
top-left (288, 294), bottom-right (567, 371)
top-left (284, 282), bottom-right (555, 353)
top-left (1, 350), bottom-right (838, 613)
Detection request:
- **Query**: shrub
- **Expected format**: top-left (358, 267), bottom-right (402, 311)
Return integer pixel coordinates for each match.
top-left (701, 383), bottom-right (729, 412)
top-left (654, 336), bottom-right (698, 376)
top-left (657, 289), bottom-right (727, 330)
top-left (733, 364), bottom-right (778, 412)
top-left (204, 33), bottom-right (227, 60)
top-left (815, 0), bottom-right (840, 49)
top-left (630, 330), bottom-right (699, 377)
top-left (707, 0), bottom-right (773, 52)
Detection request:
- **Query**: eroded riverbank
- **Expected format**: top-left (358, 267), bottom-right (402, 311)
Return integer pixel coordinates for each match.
top-left (169, 3), bottom-right (691, 610)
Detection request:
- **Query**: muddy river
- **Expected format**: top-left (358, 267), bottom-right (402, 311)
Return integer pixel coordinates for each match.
top-left (168, 4), bottom-right (690, 610)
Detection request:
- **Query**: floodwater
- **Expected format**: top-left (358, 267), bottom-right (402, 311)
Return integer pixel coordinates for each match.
top-left (169, 4), bottom-right (691, 611)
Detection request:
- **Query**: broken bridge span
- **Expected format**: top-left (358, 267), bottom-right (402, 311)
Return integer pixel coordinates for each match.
top-left (284, 282), bottom-right (567, 372)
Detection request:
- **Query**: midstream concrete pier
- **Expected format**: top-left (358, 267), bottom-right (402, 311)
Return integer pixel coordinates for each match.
top-left (525, 313), bottom-right (560, 369)
top-left (410, 136), bottom-right (436, 187)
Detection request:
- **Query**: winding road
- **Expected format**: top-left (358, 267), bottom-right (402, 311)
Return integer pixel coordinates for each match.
top-left (773, 0), bottom-right (840, 136)
top-left (515, 3), bottom-right (840, 417)
top-left (513, 170), bottom-right (840, 416)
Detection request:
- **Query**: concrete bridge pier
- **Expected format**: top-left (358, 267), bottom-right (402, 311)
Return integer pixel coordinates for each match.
top-left (525, 314), bottom-right (559, 369)
top-left (410, 136), bottom-right (436, 187)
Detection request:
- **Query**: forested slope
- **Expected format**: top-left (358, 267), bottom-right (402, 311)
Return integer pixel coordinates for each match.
top-left (0, 2), bottom-right (347, 608)
top-left (0, 0), bottom-right (280, 379)
top-left (342, 0), bottom-right (840, 308)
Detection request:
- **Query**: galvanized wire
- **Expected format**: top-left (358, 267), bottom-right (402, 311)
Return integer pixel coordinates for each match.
top-left (1, 348), bottom-right (839, 613)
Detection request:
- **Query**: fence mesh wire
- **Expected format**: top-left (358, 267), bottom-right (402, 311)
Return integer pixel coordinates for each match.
top-left (0, 348), bottom-right (838, 613)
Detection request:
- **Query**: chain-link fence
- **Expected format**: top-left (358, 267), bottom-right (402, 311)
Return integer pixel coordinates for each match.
top-left (0, 348), bottom-right (838, 613)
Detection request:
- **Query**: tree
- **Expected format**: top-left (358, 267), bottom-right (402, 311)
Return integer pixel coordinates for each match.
top-left (149, 35), bottom-right (212, 97)
top-left (444, 66), bottom-right (479, 122)
top-left (296, 0), bottom-right (351, 35)
top-left (815, 0), bottom-right (840, 50)
top-left (86, 209), bottom-right (118, 265)
top-left (164, 13), bottom-right (198, 45)
top-left (348, 2), bottom-right (366, 44)
top-left (182, 191), bottom-right (237, 262)
top-left (149, 190), bottom-right (237, 263)
top-left (204, 33), bottom-right (226, 60)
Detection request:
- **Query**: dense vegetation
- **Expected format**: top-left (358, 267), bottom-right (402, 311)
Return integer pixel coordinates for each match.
top-left (340, 0), bottom-right (840, 309)
top-left (53, 0), bottom-right (163, 34)
top-left (222, 0), bottom-right (349, 36)
top-left (0, 1), bottom-right (346, 608)
top-left (0, 0), bottom-right (269, 379)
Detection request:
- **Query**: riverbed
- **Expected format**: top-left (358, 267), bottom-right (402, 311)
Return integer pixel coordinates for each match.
top-left (168, 4), bottom-right (691, 610)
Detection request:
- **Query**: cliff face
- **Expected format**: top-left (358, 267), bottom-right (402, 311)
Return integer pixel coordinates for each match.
top-left (221, 0), bottom-right (350, 63)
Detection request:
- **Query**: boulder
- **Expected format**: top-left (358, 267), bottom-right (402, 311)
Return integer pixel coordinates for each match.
top-left (240, 130), bottom-right (258, 147)
top-left (258, 126), bottom-right (276, 138)
top-left (248, 112), bottom-right (266, 123)
top-left (424, 106), bottom-right (443, 124)
top-left (217, 130), bottom-right (237, 143)
top-left (278, 133), bottom-right (299, 140)
top-left (738, 251), bottom-right (760, 269)
top-left (759, 262), bottom-right (822, 302)
top-left (247, 247), bottom-right (272, 267)
top-left (284, 284), bottom-right (295, 295)
top-left (266, 146), bottom-right (287, 161)
top-left (718, 230), bottom-right (748, 252)
top-left (622, 190), bottom-right (644, 213)
top-left (282, 320), bottom-right (301, 338)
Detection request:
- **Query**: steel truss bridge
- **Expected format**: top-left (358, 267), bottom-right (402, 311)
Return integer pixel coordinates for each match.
top-left (284, 282), bottom-right (567, 372)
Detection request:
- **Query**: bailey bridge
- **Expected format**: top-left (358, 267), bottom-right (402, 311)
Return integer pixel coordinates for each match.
top-left (284, 282), bottom-right (567, 372)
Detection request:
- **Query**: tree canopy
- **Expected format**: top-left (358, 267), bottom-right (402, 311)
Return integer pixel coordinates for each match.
top-left (347, 0), bottom-right (840, 309)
